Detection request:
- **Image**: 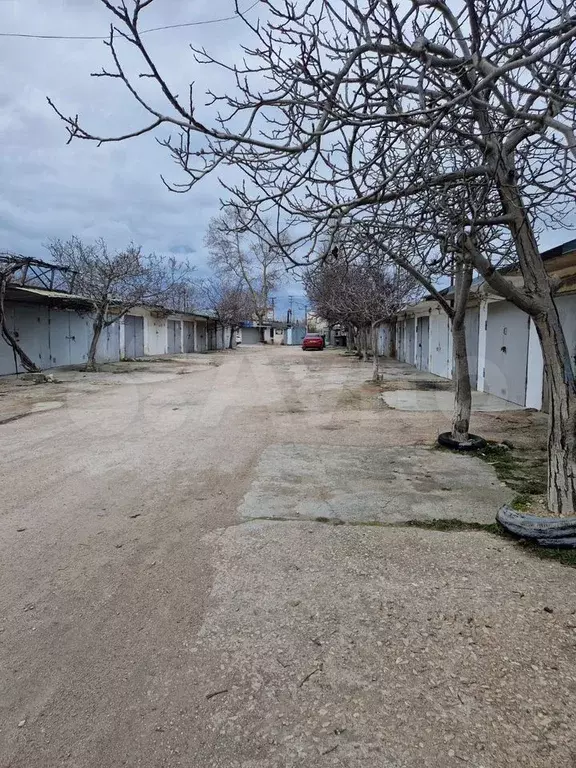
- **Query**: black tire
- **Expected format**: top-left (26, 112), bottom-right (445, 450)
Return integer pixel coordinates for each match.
top-left (437, 432), bottom-right (487, 451)
top-left (496, 505), bottom-right (576, 548)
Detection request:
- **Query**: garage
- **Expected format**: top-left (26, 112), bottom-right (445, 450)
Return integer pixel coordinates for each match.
top-left (484, 302), bottom-right (529, 405)
top-left (405, 317), bottom-right (416, 365)
top-left (183, 321), bottom-right (195, 353)
top-left (465, 307), bottom-right (480, 389)
top-left (429, 310), bottom-right (451, 378)
top-left (555, 294), bottom-right (576, 372)
top-left (124, 314), bottom-right (144, 359)
top-left (416, 316), bottom-right (429, 371)
top-left (240, 327), bottom-right (262, 345)
top-left (396, 322), bottom-right (405, 361)
top-left (167, 320), bottom-right (182, 354)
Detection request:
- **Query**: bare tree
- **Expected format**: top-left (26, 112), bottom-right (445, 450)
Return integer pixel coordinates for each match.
top-left (47, 237), bottom-right (195, 370)
top-left (204, 209), bottom-right (283, 333)
top-left (51, 0), bottom-right (576, 513)
top-left (201, 278), bottom-right (251, 349)
top-left (305, 254), bottom-right (419, 381)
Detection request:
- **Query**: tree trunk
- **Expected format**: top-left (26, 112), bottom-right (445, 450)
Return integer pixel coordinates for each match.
top-left (229, 325), bottom-right (235, 349)
top-left (533, 310), bottom-right (576, 515)
top-left (364, 327), bottom-right (370, 361)
top-left (0, 276), bottom-right (40, 373)
top-left (359, 326), bottom-right (368, 361)
top-left (86, 314), bottom-right (104, 371)
top-left (450, 262), bottom-right (473, 442)
top-left (372, 323), bottom-right (380, 382)
top-left (495, 167), bottom-right (576, 514)
top-left (346, 324), bottom-right (354, 353)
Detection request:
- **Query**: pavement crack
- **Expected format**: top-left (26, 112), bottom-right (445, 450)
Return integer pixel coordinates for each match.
top-left (298, 663), bottom-right (323, 688)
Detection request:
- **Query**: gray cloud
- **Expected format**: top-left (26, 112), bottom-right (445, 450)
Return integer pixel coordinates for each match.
top-left (0, 0), bottom-right (257, 274)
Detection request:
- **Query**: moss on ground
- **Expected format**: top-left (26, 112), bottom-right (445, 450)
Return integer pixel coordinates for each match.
top-left (244, 514), bottom-right (576, 568)
top-left (476, 442), bottom-right (547, 502)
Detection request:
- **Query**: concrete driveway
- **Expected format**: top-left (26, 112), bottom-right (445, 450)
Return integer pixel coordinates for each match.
top-left (0, 346), bottom-right (573, 767)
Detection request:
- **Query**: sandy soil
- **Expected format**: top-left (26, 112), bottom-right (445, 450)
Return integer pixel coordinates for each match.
top-left (1, 346), bottom-right (567, 768)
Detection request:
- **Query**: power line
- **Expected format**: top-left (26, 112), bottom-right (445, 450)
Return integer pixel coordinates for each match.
top-left (0, 1), bottom-right (259, 40)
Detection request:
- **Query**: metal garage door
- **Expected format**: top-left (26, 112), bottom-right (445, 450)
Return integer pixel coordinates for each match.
top-left (167, 320), bottom-right (182, 354)
top-left (485, 302), bottom-right (529, 405)
top-left (196, 321), bottom-right (207, 352)
top-left (124, 315), bottom-right (144, 359)
top-left (183, 321), bottom-right (195, 353)
top-left (13, 305), bottom-right (51, 369)
top-left (405, 317), bottom-right (416, 365)
top-left (465, 307), bottom-right (480, 389)
top-left (67, 312), bottom-right (92, 366)
top-left (241, 327), bottom-right (261, 345)
top-left (555, 295), bottom-right (576, 373)
top-left (416, 316), bottom-right (429, 371)
top-left (429, 311), bottom-right (451, 378)
top-left (96, 320), bottom-right (121, 362)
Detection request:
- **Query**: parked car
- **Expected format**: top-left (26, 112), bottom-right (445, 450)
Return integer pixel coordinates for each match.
top-left (302, 333), bottom-right (325, 351)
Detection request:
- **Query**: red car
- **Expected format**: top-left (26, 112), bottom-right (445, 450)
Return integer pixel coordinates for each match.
top-left (302, 333), bottom-right (325, 350)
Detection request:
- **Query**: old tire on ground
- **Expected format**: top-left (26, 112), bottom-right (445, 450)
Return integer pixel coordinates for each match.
top-left (496, 505), bottom-right (576, 548)
top-left (437, 432), bottom-right (487, 451)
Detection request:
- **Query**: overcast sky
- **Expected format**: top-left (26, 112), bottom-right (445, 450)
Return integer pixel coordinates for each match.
top-left (0, 0), bottom-right (574, 319)
top-left (0, 0), bottom-right (306, 316)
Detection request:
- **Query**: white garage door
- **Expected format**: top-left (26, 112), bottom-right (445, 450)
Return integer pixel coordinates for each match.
top-left (555, 294), bottom-right (576, 373)
top-left (485, 302), bottom-right (529, 405)
top-left (429, 310), bottom-right (451, 379)
top-left (465, 307), bottom-right (480, 389)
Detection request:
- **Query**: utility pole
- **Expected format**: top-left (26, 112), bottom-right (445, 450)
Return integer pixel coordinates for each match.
top-left (271, 297), bottom-right (275, 321)
top-left (304, 304), bottom-right (308, 331)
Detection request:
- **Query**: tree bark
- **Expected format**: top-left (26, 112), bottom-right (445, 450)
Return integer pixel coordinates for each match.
top-left (533, 310), bottom-right (576, 515)
top-left (86, 313), bottom-right (104, 371)
top-left (487, 162), bottom-right (576, 514)
top-left (360, 326), bottom-right (369, 361)
top-left (229, 325), bottom-right (236, 349)
top-left (450, 262), bottom-right (473, 442)
top-left (346, 324), bottom-right (354, 353)
top-left (0, 276), bottom-right (41, 373)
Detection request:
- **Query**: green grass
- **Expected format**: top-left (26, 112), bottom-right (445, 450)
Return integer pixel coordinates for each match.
top-left (243, 514), bottom-right (576, 568)
top-left (476, 442), bottom-right (547, 502)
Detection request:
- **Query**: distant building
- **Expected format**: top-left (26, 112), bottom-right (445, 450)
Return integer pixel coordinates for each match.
top-left (237, 320), bottom-right (288, 345)
top-left (0, 283), bottom-right (232, 376)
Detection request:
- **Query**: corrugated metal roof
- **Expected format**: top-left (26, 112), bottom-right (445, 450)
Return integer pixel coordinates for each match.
top-left (9, 285), bottom-right (92, 302)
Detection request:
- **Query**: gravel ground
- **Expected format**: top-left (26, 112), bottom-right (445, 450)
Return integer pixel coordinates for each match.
top-left (0, 346), bottom-right (566, 768)
top-left (191, 521), bottom-right (576, 768)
